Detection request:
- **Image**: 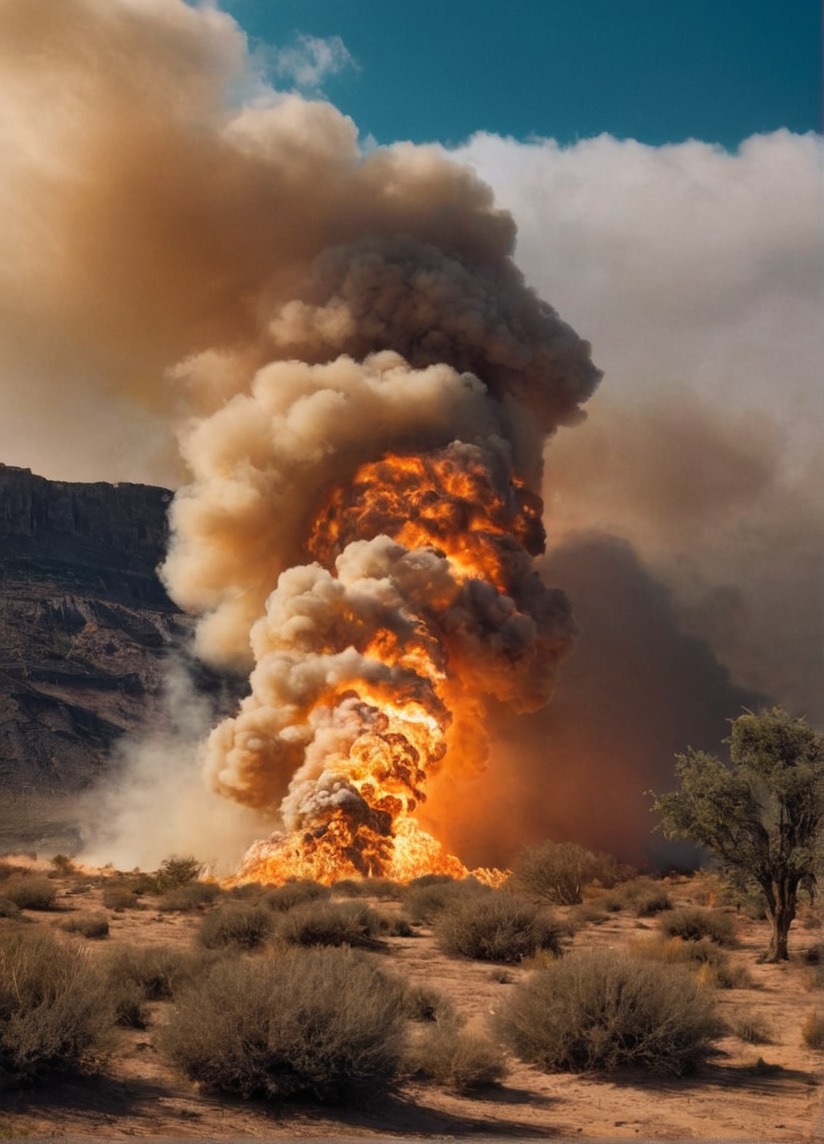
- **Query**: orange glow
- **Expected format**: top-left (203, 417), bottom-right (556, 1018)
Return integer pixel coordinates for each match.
top-left (236, 448), bottom-right (543, 886)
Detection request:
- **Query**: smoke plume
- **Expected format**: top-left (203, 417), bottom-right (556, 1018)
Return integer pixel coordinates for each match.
top-left (2, 0), bottom-right (820, 874)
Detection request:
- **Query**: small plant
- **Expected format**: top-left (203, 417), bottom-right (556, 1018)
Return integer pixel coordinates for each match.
top-left (277, 900), bottom-right (387, 948)
top-left (50, 854), bottom-right (76, 876)
top-left (104, 943), bottom-right (210, 1029)
top-left (732, 1015), bottom-right (772, 1045)
top-left (157, 882), bottom-right (221, 912)
top-left (659, 907), bottom-right (736, 946)
top-left (329, 877), bottom-right (402, 900)
top-left (510, 840), bottom-right (603, 905)
top-left (101, 884), bottom-right (140, 911)
top-left (434, 891), bottom-right (560, 964)
top-left (400, 982), bottom-right (455, 1022)
top-left (0, 874), bottom-right (57, 910)
top-left (404, 877), bottom-right (487, 924)
top-left (406, 1017), bottom-right (506, 1093)
top-left (635, 890), bottom-right (673, 917)
top-left (0, 927), bottom-right (111, 1086)
top-left (0, 897), bottom-right (21, 919)
top-left (496, 948), bottom-right (721, 1075)
top-left (161, 946), bottom-right (406, 1103)
top-left (155, 855), bottom-right (204, 891)
top-left (61, 913), bottom-right (110, 939)
top-left (801, 1010), bottom-right (824, 1049)
top-left (198, 902), bottom-right (274, 950)
top-left (264, 879), bottom-right (331, 912)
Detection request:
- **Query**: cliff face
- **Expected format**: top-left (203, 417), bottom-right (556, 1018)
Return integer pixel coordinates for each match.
top-left (0, 464), bottom-right (190, 795)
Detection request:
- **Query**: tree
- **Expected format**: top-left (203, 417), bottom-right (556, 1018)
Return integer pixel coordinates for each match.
top-left (652, 708), bottom-right (824, 962)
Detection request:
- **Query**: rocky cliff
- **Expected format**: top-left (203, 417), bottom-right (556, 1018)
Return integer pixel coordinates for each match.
top-left (0, 464), bottom-right (190, 798)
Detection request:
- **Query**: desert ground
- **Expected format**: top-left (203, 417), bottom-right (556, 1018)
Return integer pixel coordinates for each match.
top-left (1, 860), bottom-right (823, 1143)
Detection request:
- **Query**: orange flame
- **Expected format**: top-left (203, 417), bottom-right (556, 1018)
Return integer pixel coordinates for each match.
top-left (235, 447), bottom-right (547, 886)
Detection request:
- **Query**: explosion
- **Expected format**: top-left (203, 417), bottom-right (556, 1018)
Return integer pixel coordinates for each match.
top-left (0, 0), bottom-right (601, 880)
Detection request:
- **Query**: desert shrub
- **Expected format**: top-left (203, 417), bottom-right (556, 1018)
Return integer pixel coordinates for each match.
top-left (400, 983), bottom-right (455, 1022)
top-left (329, 877), bottom-right (402, 900)
top-left (0, 874), bottom-right (57, 911)
top-left (635, 890), bottom-right (673, 917)
top-left (404, 878), bottom-right (488, 924)
top-left (61, 913), bottom-right (109, 939)
top-left (264, 879), bottom-right (331, 912)
top-left (566, 901), bottom-right (609, 930)
top-left (434, 891), bottom-right (561, 964)
top-left (102, 883), bottom-right (140, 911)
top-left (406, 1017), bottom-right (506, 1093)
top-left (162, 946), bottom-right (405, 1103)
top-left (629, 935), bottom-right (752, 990)
top-left (0, 927), bottom-right (111, 1086)
top-left (0, 897), bottom-right (21, 919)
top-left (407, 873), bottom-right (455, 888)
top-left (497, 948), bottom-right (721, 1075)
top-left (510, 841), bottom-right (603, 905)
top-left (732, 1015), bottom-right (772, 1044)
top-left (660, 907), bottom-right (735, 946)
top-left (802, 1010), bottom-right (824, 1049)
top-left (198, 902), bottom-right (274, 950)
top-left (157, 881), bottom-right (221, 912)
top-left (277, 900), bottom-right (388, 948)
top-left (50, 854), bottom-right (76, 876)
top-left (155, 855), bottom-right (204, 891)
top-left (104, 942), bottom-right (208, 1027)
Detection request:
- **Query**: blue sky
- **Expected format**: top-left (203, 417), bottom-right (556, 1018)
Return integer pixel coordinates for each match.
top-left (220, 0), bottom-right (821, 147)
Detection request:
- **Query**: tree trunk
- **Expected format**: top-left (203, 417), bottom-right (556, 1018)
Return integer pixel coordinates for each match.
top-left (765, 882), bottom-right (796, 962)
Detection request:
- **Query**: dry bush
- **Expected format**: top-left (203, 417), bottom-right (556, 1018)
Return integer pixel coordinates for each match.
top-left (510, 841), bottom-right (609, 905)
top-left (104, 942), bottom-right (210, 1028)
top-left (635, 889), bottom-right (673, 917)
top-left (404, 877), bottom-right (487, 924)
top-left (198, 902), bottom-right (274, 950)
top-left (277, 899), bottom-right (390, 948)
top-left (61, 913), bottom-right (109, 939)
top-left (497, 948), bottom-right (721, 1075)
top-left (157, 881), bottom-right (221, 912)
top-left (660, 907), bottom-right (736, 946)
top-left (434, 891), bottom-right (561, 964)
top-left (329, 877), bottom-right (402, 900)
top-left (155, 855), bottom-right (203, 891)
top-left (628, 934), bottom-right (753, 989)
top-left (0, 897), bottom-right (21, 919)
top-left (406, 1017), bottom-right (506, 1093)
top-left (263, 879), bottom-right (331, 912)
top-left (101, 882), bottom-right (141, 911)
top-left (0, 874), bottom-right (57, 910)
top-left (801, 1010), bottom-right (824, 1049)
top-left (731, 1014), bottom-right (773, 1044)
top-left (49, 854), bottom-right (76, 876)
top-left (0, 927), bottom-right (111, 1087)
top-left (161, 946), bottom-right (406, 1103)
top-left (400, 982), bottom-right (455, 1023)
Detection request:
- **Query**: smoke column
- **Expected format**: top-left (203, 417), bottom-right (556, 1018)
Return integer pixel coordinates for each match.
top-left (6, 1), bottom-right (815, 874)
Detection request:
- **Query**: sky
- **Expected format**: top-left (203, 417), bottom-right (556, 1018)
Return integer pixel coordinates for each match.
top-left (0, 0), bottom-right (822, 865)
top-left (220, 0), bottom-right (821, 148)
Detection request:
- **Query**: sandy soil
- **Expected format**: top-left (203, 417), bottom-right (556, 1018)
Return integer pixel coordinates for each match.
top-left (1, 869), bottom-right (823, 1142)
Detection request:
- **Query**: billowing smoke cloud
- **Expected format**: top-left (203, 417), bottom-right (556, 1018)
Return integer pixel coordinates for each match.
top-left (2, 0), bottom-right (821, 872)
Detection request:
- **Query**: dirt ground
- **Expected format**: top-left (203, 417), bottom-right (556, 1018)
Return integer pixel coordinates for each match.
top-left (1, 867), bottom-right (823, 1143)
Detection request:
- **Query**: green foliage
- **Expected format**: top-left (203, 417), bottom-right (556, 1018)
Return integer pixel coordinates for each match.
top-left (198, 902), bottom-right (274, 950)
top-left (496, 948), bottom-right (721, 1075)
top-left (652, 708), bottom-right (824, 961)
top-left (0, 927), bottom-right (111, 1087)
top-left (161, 947), bottom-right (406, 1103)
top-left (434, 890), bottom-right (561, 963)
top-left (0, 874), bottom-right (56, 911)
